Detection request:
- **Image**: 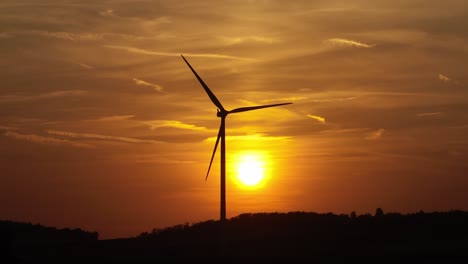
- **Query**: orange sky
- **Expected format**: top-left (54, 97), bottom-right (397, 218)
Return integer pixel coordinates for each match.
top-left (1, 0), bottom-right (467, 239)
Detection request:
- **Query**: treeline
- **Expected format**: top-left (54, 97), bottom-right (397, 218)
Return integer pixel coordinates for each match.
top-left (0, 220), bottom-right (98, 242)
top-left (130, 209), bottom-right (468, 260)
top-left (139, 209), bottom-right (468, 241)
top-left (0, 220), bottom-right (98, 262)
top-left (2, 210), bottom-right (468, 261)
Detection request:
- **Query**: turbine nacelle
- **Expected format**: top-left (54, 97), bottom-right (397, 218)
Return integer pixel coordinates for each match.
top-left (217, 109), bottom-right (227, 118)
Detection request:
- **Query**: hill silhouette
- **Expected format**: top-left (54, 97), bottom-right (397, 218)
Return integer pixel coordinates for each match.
top-left (2, 209), bottom-right (468, 262)
top-left (0, 220), bottom-right (98, 262)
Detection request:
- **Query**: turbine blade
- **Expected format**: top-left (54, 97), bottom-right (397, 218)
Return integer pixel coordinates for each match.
top-left (206, 123), bottom-right (222, 181)
top-left (229, 102), bottom-right (292, 114)
top-left (181, 55), bottom-right (226, 111)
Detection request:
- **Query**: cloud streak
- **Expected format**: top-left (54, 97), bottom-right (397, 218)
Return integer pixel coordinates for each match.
top-left (29, 30), bottom-right (102, 41)
top-left (0, 32), bottom-right (11, 38)
top-left (0, 125), bottom-right (18, 131)
top-left (416, 112), bottom-right (443, 117)
top-left (133, 78), bottom-right (163, 92)
top-left (261, 96), bottom-right (308, 103)
top-left (145, 120), bottom-right (207, 131)
top-left (0, 90), bottom-right (87, 103)
top-left (438, 73), bottom-right (451, 82)
top-left (4, 131), bottom-right (94, 148)
top-left (326, 38), bottom-right (375, 48)
top-left (218, 36), bottom-right (276, 45)
top-left (99, 9), bottom-right (115, 17)
top-left (73, 62), bottom-right (93, 69)
top-left (104, 45), bottom-right (252, 60)
top-left (307, 114), bottom-right (326, 123)
top-left (47, 130), bottom-right (163, 144)
top-left (205, 133), bottom-right (292, 142)
top-left (134, 155), bottom-right (197, 164)
top-left (90, 115), bottom-right (136, 122)
top-left (365, 128), bottom-right (385, 140)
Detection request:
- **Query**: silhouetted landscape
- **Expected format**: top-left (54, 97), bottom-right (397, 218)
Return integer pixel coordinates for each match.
top-left (2, 209), bottom-right (468, 262)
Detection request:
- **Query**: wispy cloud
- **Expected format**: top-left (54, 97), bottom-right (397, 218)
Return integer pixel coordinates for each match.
top-left (366, 128), bottom-right (385, 140)
top-left (39, 90), bottom-right (86, 97)
top-left (140, 16), bottom-right (171, 27)
top-left (320, 128), bottom-right (369, 135)
top-left (104, 45), bottom-right (252, 60)
top-left (0, 90), bottom-right (87, 103)
top-left (99, 9), bottom-right (114, 17)
top-left (218, 36), bottom-right (276, 45)
top-left (261, 96), bottom-right (308, 103)
top-left (0, 125), bottom-right (18, 131)
top-left (310, 96), bottom-right (358, 103)
top-left (91, 115), bottom-right (135, 122)
top-left (29, 30), bottom-right (102, 41)
top-left (133, 78), bottom-right (163, 92)
top-left (73, 62), bottom-right (93, 69)
top-left (22, 29), bottom-right (170, 42)
top-left (416, 112), bottom-right (443, 117)
top-left (135, 155), bottom-right (197, 164)
top-left (0, 32), bottom-right (11, 38)
top-left (438, 73), bottom-right (460, 85)
top-left (326, 38), bottom-right (375, 48)
top-left (438, 73), bottom-right (451, 82)
top-left (144, 120), bottom-right (207, 131)
top-left (47, 130), bottom-right (162, 144)
top-left (205, 133), bottom-right (292, 142)
top-left (5, 131), bottom-right (94, 148)
top-left (307, 114), bottom-right (326, 123)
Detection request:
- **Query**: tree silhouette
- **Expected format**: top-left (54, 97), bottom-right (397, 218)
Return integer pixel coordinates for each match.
top-left (2, 210), bottom-right (468, 261)
top-left (375, 207), bottom-right (384, 217)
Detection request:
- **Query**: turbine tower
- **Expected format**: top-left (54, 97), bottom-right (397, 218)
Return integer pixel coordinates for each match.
top-left (181, 55), bottom-right (291, 222)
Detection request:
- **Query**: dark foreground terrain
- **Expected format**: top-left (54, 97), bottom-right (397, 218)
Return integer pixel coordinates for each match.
top-left (2, 210), bottom-right (468, 262)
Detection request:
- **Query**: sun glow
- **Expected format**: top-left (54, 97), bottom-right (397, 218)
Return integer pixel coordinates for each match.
top-left (233, 152), bottom-right (268, 189)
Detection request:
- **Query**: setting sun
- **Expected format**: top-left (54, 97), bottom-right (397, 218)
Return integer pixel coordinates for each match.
top-left (234, 153), bottom-right (267, 188)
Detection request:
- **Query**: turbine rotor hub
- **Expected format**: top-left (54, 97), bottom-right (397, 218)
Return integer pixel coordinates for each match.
top-left (217, 109), bottom-right (228, 117)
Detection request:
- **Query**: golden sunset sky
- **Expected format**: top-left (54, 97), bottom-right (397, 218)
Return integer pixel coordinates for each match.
top-left (1, 0), bottom-right (467, 239)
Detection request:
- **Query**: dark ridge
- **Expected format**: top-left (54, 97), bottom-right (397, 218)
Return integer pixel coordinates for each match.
top-left (0, 220), bottom-right (98, 262)
top-left (2, 210), bottom-right (468, 262)
top-left (0, 220), bottom-right (99, 241)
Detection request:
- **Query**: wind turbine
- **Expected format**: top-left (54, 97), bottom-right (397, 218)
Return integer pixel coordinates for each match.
top-left (181, 55), bottom-right (292, 222)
